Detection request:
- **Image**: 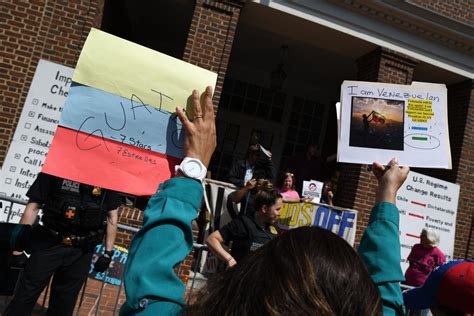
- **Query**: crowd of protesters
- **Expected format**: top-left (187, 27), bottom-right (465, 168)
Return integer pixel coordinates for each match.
top-left (2, 86), bottom-right (473, 316)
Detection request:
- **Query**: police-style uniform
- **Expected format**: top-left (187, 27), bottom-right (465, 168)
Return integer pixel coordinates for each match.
top-left (219, 215), bottom-right (279, 262)
top-left (4, 173), bottom-right (121, 316)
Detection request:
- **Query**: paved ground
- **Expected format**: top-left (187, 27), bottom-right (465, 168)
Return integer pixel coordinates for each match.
top-left (0, 277), bottom-right (126, 316)
top-left (0, 273), bottom-right (202, 315)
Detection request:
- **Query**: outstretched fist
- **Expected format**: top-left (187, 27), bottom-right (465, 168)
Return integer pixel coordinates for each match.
top-left (372, 157), bottom-right (409, 204)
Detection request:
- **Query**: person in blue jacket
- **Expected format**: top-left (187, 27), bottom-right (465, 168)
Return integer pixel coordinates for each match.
top-left (120, 85), bottom-right (410, 315)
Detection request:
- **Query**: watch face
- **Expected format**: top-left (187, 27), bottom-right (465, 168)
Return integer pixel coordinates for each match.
top-left (182, 159), bottom-right (203, 178)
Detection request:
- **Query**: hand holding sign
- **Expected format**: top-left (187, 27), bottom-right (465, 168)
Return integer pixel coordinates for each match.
top-left (372, 157), bottom-right (410, 204)
top-left (176, 86), bottom-right (216, 168)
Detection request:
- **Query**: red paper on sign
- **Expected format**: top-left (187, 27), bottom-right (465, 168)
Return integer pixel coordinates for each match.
top-left (42, 127), bottom-right (181, 196)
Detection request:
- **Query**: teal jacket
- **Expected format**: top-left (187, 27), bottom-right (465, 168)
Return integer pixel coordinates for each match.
top-left (120, 180), bottom-right (405, 315)
top-left (358, 202), bottom-right (405, 316)
top-left (120, 177), bottom-right (202, 316)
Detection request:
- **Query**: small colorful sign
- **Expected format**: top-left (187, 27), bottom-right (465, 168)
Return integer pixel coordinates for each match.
top-left (301, 180), bottom-right (323, 203)
top-left (89, 244), bottom-right (128, 286)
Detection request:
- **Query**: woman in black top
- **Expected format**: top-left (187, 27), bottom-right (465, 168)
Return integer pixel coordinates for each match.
top-left (206, 180), bottom-right (282, 267)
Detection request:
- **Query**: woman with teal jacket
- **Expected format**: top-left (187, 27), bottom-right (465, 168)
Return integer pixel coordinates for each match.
top-left (120, 86), bottom-right (408, 315)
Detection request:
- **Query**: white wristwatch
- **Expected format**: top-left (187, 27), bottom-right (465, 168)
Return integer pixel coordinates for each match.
top-left (175, 157), bottom-right (207, 182)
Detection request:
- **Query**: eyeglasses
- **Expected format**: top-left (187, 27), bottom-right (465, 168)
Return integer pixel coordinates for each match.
top-left (285, 173), bottom-right (294, 177)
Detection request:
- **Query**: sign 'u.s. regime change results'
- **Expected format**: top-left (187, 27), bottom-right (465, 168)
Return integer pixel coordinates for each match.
top-left (42, 28), bottom-right (218, 196)
top-left (396, 171), bottom-right (459, 273)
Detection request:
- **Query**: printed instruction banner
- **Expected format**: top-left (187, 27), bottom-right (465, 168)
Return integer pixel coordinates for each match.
top-left (0, 60), bottom-right (73, 223)
top-left (277, 202), bottom-right (357, 246)
top-left (396, 171), bottom-right (459, 273)
top-left (42, 28), bottom-right (218, 196)
top-left (338, 81), bottom-right (451, 169)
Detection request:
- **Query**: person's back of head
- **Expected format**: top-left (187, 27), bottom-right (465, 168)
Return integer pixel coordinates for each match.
top-left (420, 228), bottom-right (440, 248)
top-left (253, 180), bottom-right (279, 209)
top-left (246, 144), bottom-right (261, 164)
top-left (189, 226), bottom-right (382, 315)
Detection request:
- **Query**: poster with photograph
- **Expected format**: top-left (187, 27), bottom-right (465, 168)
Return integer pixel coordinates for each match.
top-left (302, 180), bottom-right (323, 203)
top-left (337, 81), bottom-right (451, 169)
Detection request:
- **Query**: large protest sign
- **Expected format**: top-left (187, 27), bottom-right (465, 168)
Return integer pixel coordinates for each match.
top-left (203, 179), bottom-right (239, 232)
top-left (338, 81), bottom-right (451, 169)
top-left (396, 171), bottom-right (459, 272)
top-left (0, 60), bottom-right (73, 223)
top-left (42, 28), bottom-right (217, 196)
top-left (202, 180), bottom-right (357, 245)
top-left (277, 202), bottom-right (357, 246)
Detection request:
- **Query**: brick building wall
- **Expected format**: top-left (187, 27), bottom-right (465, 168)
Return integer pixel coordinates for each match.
top-left (408, 0), bottom-right (473, 26)
top-left (0, 0), bottom-right (104, 167)
top-left (447, 80), bottom-right (474, 258)
top-left (179, 0), bottom-right (245, 278)
top-left (115, 207), bottom-right (142, 247)
top-left (183, 0), bottom-right (244, 106)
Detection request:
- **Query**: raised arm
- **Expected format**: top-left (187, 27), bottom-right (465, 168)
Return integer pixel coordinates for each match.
top-left (357, 158), bottom-right (409, 316)
top-left (120, 87), bottom-right (216, 316)
top-left (232, 179), bottom-right (256, 203)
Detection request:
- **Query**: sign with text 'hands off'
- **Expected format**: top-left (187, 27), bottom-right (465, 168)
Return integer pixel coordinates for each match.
top-left (42, 28), bottom-right (217, 196)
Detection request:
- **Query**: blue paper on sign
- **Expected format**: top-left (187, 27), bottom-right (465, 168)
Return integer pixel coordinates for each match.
top-left (60, 83), bottom-right (184, 158)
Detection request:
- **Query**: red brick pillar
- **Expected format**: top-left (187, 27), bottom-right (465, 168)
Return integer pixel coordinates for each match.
top-left (182, 0), bottom-right (244, 106)
top-left (335, 47), bottom-right (419, 246)
top-left (178, 0), bottom-right (244, 283)
top-left (0, 0), bottom-right (104, 166)
top-left (447, 80), bottom-right (474, 258)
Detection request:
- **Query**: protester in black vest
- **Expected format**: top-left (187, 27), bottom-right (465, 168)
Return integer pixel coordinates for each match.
top-left (4, 172), bottom-right (121, 316)
top-left (206, 181), bottom-right (282, 267)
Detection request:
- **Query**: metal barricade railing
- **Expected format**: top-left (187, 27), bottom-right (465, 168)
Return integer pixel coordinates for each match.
top-left (72, 223), bottom-right (208, 315)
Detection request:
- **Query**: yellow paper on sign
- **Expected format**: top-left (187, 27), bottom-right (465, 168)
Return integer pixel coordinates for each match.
top-left (73, 28), bottom-right (217, 115)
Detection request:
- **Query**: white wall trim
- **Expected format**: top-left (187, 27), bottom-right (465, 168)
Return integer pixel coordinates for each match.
top-left (253, 0), bottom-right (473, 79)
